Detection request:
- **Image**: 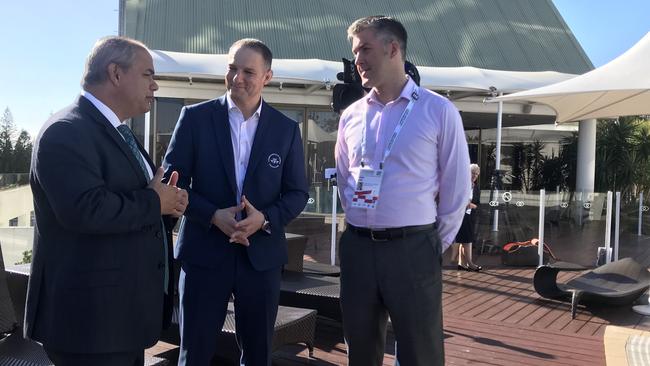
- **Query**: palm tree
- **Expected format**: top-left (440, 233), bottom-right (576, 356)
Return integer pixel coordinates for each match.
top-left (559, 132), bottom-right (578, 191)
top-left (633, 123), bottom-right (650, 196)
top-left (595, 118), bottom-right (637, 196)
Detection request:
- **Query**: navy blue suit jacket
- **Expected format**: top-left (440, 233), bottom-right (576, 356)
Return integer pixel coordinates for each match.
top-left (26, 96), bottom-right (174, 353)
top-left (164, 95), bottom-right (308, 271)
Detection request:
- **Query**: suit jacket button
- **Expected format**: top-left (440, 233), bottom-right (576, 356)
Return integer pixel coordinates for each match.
top-left (155, 231), bottom-right (162, 238)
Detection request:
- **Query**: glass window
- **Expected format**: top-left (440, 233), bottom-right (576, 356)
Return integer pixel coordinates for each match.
top-left (306, 110), bottom-right (338, 186)
top-left (154, 98), bottom-right (185, 166)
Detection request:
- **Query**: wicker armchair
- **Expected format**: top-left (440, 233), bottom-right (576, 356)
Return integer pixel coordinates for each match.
top-left (0, 247), bottom-right (168, 366)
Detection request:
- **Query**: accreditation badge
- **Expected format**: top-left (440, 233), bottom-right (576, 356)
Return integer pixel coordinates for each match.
top-left (351, 168), bottom-right (384, 209)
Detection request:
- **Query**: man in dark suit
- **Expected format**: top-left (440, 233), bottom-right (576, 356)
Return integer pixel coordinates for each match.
top-left (163, 38), bottom-right (308, 365)
top-left (26, 36), bottom-right (188, 366)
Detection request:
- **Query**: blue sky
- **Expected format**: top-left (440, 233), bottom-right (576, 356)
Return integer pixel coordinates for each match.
top-left (1, 0), bottom-right (648, 137)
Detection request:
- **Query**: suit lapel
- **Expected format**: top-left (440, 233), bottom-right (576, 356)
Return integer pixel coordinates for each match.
top-left (79, 96), bottom-right (149, 185)
top-left (212, 97), bottom-right (238, 197)
top-left (242, 101), bottom-right (271, 191)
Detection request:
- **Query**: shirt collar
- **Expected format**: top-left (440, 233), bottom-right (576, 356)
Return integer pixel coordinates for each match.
top-left (81, 90), bottom-right (123, 128)
top-left (366, 75), bottom-right (417, 106)
top-left (226, 92), bottom-right (263, 119)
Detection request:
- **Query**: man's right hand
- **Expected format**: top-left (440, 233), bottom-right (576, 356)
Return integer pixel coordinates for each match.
top-left (211, 203), bottom-right (245, 237)
top-left (149, 168), bottom-right (188, 216)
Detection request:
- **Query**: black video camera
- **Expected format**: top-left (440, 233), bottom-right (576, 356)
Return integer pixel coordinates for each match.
top-left (331, 58), bottom-right (421, 114)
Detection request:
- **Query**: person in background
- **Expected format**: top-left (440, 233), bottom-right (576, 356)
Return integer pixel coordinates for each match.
top-left (454, 163), bottom-right (482, 271)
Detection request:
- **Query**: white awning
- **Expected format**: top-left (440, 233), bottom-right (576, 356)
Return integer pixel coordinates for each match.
top-left (150, 50), bottom-right (577, 94)
top-left (490, 32), bottom-right (650, 122)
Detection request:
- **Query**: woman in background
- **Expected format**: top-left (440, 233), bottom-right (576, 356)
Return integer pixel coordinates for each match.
top-left (452, 163), bottom-right (482, 271)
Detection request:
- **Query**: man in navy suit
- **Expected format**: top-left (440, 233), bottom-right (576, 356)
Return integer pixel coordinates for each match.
top-left (26, 36), bottom-right (188, 365)
top-left (163, 38), bottom-right (308, 365)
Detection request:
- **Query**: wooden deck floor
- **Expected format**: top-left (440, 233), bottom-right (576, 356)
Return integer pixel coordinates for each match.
top-left (147, 231), bottom-right (650, 365)
top-left (149, 265), bottom-right (650, 365)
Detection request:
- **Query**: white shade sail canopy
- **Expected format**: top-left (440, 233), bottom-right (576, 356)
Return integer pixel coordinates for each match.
top-left (491, 32), bottom-right (650, 123)
top-left (150, 50), bottom-right (576, 94)
top-left (307, 119), bottom-right (337, 142)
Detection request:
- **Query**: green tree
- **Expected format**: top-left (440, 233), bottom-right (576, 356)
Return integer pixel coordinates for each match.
top-left (540, 154), bottom-right (564, 191)
top-left (12, 130), bottom-right (32, 173)
top-left (595, 118), bottom-right (636, 195)
top-left (510, 143), bottom-right (524, 190)
top-left (559, 132), bottom-right (578, 191)
top-left (527, 140), bottom-right (546, 191)
top-left (630, 119), bottom-right (650, 197)
top-left (0, 107), bottom-right (15, 173)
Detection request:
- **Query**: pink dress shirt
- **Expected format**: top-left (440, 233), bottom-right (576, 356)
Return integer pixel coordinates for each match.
top-left (335, 77), bottom-right (471, 250)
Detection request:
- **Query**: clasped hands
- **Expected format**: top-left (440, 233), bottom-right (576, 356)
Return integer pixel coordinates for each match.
top-left (211, 195), bottom-right (265, 246)
top-left (149, 168), bottom-right (188, 218)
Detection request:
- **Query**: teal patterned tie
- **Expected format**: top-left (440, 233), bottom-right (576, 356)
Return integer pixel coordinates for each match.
top-left (117, 124), bottom-right (149, 177)
top-left (117, 124), bottom-right (169, 294)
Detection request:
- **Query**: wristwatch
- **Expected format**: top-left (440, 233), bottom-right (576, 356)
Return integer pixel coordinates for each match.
top-left (261, 212), bottom-right (271, 234)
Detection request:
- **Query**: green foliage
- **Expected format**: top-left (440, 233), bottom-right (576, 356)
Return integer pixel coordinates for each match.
top-left (595, 118), bottom-right (636, 195)
top-left (0, 107), bottom-right (14, 172)
top-left (0, 107), bottom-right (32, 174)
top-left (12, 130), bottom-right (33, 173)
top-left (15, 249), bottom-right (32, 265)
top-left (498, 117), bottom-right (650, 196)
top-left (559, 132), bottom-right (578, 191)
top-left (594, 116), bottom-right (650, 198)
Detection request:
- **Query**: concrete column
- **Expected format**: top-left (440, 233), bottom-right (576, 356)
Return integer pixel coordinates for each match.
top-left (576, 119), bottom-right (597, 193)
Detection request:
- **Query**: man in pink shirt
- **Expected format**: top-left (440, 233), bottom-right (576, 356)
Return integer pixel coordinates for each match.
top-left (335, 16), bottom-right (471, 366)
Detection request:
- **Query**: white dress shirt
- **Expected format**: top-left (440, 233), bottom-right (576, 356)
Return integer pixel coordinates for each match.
top-left (226, 92), bottom-right (262, 204)
top-left (81, 90), bottom-right (154, 179)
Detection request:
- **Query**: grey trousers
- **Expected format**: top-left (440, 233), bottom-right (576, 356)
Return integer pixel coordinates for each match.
top-left (339, 226), bottom-right (444, 366)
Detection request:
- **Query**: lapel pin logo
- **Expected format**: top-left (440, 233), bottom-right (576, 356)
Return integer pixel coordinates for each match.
top-left (268, 153), bottom-right (281, 168)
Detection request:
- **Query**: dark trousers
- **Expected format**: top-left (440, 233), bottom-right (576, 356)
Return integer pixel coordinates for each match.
top-left (177, 245), bottom-right (282, 366)
top-left (44, 347), bottom-right (144, 366)
top-left (339, 226), bottom-right (444, 366)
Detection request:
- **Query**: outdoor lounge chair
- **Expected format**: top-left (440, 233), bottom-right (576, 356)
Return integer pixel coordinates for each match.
top-left (302, 261), bottom-right (340, 277)
top-left (0, 243), bottom-right (53, 366)
top-left (280, 271), bottom-right (341, 321)
top-left (218, 303), bottom-right (316, 358)
top-left (170, 301), bottom-right (317, 359)
top-left (533, 257), bottom-right (650, 319)
top-left (1, 249), bottom-right (168, 366)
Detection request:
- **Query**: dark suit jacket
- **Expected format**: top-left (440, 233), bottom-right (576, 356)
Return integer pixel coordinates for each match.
top-left (164, 95), bottom-right (308, 271)
top-left (25, 95), bottom-right (174, 353)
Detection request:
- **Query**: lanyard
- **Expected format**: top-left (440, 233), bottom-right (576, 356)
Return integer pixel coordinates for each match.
top-left (361, 86), bottom-right (419, 169)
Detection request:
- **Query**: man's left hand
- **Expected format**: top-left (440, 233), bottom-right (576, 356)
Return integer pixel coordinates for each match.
top-left (230, 195), bottom-right (265, 246)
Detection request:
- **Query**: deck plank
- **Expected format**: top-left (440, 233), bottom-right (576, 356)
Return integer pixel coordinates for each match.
top-left (148, 253), bottom-right (649, 365)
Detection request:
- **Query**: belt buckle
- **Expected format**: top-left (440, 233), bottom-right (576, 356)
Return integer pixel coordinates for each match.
top-left (370, 230), bottom-right (389, 242)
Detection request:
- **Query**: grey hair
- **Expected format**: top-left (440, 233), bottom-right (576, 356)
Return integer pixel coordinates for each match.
top-left (347, 16), bottom-right (408, 61)
top-left (470, 163), bottom-right (480, 175)
top-left (229, 38), bottom-right (273, 70)
top-left (82, 36), bottom-right (148, 88)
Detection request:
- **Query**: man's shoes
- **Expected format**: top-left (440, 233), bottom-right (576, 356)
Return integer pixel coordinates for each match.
top-left (457, 265), bottom-right (470, 271)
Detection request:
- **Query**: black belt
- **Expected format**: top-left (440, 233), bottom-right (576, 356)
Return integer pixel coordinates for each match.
top-left (347, 223), bottom-right (436, 242)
